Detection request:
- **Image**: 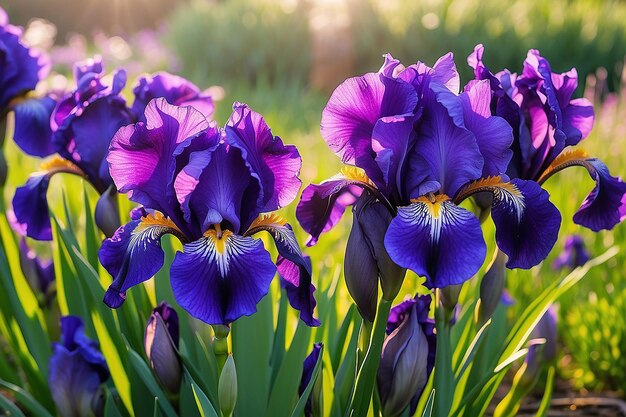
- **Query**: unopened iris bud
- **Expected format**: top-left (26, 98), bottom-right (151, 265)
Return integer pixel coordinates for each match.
top-left (144, 302), bottom-right (181, 394)
top-left (218, 355), bottom-right (237, 417)
top-left (18, 238), bottom-right (55, 304)
top-left (300, 342), bottom-right (323, 417)
top-left (345, 194), bottom-right (405, 321)
top-left (378, 295), bottom-right (435, 417)
top-left (478, 249), bottom-right (508, 323)
top-left (552, 234), bottom-right (590, 271)
top-left (49, 316), bottom-right (109, 417)
top-left (94, 185), bottom-right (121, 238)
top-left (524, 305), bottom-right (558, 383)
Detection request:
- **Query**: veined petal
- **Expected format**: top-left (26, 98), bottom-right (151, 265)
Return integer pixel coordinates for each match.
top-left (12, 95), bottom-right (56, 157)
top-left (296, 166), bottom-right (376, 245)
top-left (456, 176), bottom-right (561, 268)
top-left (226, 103), bottom-right (302, 212)
top-left (385, 196), bottom-right (486, 288)
top-left (99, 212), bottom-right (183, 308)
top-left (321, 72), bottom-right (418, 186)
top-left (12, 157), bottom-right (85, 241)
top-left (246, 213), bottom-right (319, 326)
top-left (170, 231), bottom-right (276, 324)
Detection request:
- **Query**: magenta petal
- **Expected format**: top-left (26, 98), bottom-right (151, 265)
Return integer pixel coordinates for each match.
top-left (296, 180), bottom-right (363, 246)
top-left (385, 200), bottom-right (486, 288)
top-left (562, 98), bottom-right (594, 146)
top-left (321, 72), bottom-right (418, 187)
top-left (277, 255), bottom-right (320, 327)
top-left (225, 103), bottom-right (302, 212)
top-left (170, 234), bottom-right (276, 324)
top-left (573, 159), bottom-right (626, 231)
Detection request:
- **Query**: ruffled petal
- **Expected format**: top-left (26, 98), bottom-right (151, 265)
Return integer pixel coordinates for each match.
top-left (572, 158), bottom-right (626, 231)
top-left (385, 197), bottom-right (486, 288)
top-left (99, 212), bottom-right (182, 308)
top-left (296, 167), bottom-right (374, 245)
top-left (246, 214), bottom-right (319, 326)
top-left (321, 72), bottom-right (418, 187)
top-left (226, 103), bottom-right (302, 212)
top-left (108, 98), bottom-right (215, 230)
top-left (170, 232), bottom-right (276, 324)
top-left (12, 96), bottom-right (56, 157)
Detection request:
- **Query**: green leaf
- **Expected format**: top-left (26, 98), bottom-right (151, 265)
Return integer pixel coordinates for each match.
top-left (0, 380), bottom-right (54, 417)
top-left (104, 391), bottom-right (126, 417)
top-left (0, 391), bottom-right (26, 417)
top-left (290, 344), bottom-right (324, 417)
top-left (191, 380), bottom-right (219, 417)
top-left (126, 348), bottom-right (177, 417)
top-left (420, 390), bottom-right (435, 417)
top-left (534, 366), bottom-right (555, 417)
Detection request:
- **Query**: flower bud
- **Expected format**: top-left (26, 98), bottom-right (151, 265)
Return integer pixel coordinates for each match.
top-left (552, 234), bottom-right (590, 271)
top-left (524, 305), bottom-right (558, 383)
top-left (378, 295), bottom-right (435, 417)
top-left (95, 185), bottom-right (121, 238)
top-left (18, 238), bottom-right (55, 304)
top-left (144, 302), bottom-right (181, 394)
top-left (300, 343), bottom-right (323, 417)
top-left (345, 194), bottom-right (405, 321)
top-left (218, 355), bottom-right (237, 417)
top-left (49, 316), bottom-right (109, 417)
top-left (478, 249), bottom-right (508, 323)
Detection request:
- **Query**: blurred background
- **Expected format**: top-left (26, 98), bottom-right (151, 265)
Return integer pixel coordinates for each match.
top-left (4, 0), bottom-right (626, 402)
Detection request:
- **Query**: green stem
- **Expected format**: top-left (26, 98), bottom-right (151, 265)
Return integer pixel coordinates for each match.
top-left (357, 319), bottom-right (373, 367)
top-left (347, 297), bottom-right (392, 417)
top-left (433, 289), bottom-right (455, 417)
top-left (212, 325), bottom-right (230, 374)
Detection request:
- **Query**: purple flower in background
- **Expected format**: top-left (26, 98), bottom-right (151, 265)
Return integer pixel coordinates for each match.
top-left (378, 294), bottom-right (435, 417)
top-left (299, 342), bottom-right (323, 417)
top-left (99, 99), bottom-right (318, 326)
top-left (145, 302), bottom-right (181, 394)
top-left (469, 45), bottom-right (626, 232)
top-left (297, 53), bottom-right (560, 293)
top-left (18, 238), bottom-right (55, 303)
top-left (0, 7), bottom-right (49, 118)
top-left (12, 56), bottom-right (132, 240)
top-left (524, 305), bottom-right (558, 381)
top-left (131, 71), bottom-right (214, 121)
top-left (48, 316), bottom-right (109, 417)
top-left (552, 234), bottom-right (590, 270)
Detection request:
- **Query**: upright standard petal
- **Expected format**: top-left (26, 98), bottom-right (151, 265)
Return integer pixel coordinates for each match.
top-left (246, 213), bottom-right (319, 326)
top-left (226, 103), bottom-right (302, 212)
top-left (108, 98), bottom-right (212, 227)
top-left (99, 212), bottom-right (183, 308)
top-left (12, 95), bottom-right (56, 157)
top-left (385, 196), bottom-right (486, 288)
top-left (321, 72), bottom-right (418, 187)
top-left (170, 232), bottom-right (276, 324)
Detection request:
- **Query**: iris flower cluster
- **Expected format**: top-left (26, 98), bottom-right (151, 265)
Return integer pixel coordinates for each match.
top-left (11, 57), bottom-right (215, 240)
top-left (296, 52), bottom-right (573, 318)
top-left (99, 98), bottom-right (318, 326)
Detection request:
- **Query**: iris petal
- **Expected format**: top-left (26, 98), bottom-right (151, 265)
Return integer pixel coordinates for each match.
top-left (12, 96), bottom-right (56, 157)
top-left (170, 232), bottom-right (276, 324)
top-left (385, 197), bottom-right (486, 288)
top-left (246, 213), bottom-right (319, 326)
top-left (99, 212), bottom-right (182, 308)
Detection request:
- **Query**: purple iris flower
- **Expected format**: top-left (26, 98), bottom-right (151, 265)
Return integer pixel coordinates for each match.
top-left (297, 53), bottom-right (561, 290)
top-left (378, 294), bottom-right (435, 417)
top-left (299, 342), bottom-right (323, 417)
top-left (99, 98), bottom-right (318, 326)
top-left (552, 234), bottom-right (590, 270)
top-left (469, 45), bottom-right (626, 232)
top-left (12, 56), bottom-right (132, 241)
top-left (0, 7), bottom-right (49, 119)
top-left (48, 316), bottom-right (109, 417)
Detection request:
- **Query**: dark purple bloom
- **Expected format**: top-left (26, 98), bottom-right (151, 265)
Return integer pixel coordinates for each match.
top-left (0, 7), bottom-right (49, 117)
top-left (100, 99), bottom-right (317, 326)
top-left (12, 57), bottom-right (131, 241)
top-left (297, 53), bottom-right (560, 291)
top-left (378, 294), bottom-right (435, 417)
top-left (299, 342), bottom-right (323, 417)
top-left (131, 71), bottom-right (214, 121)
top-left (145, 302), bottom-right (181, 394)
top-left (12, 95), bottom-right (57, 157)
top-left (552, 234), bottom-right (590, 270)
top-left (524, 305), bottom-right (557, 381)
top-left (469, 45), bottom-right (626, 232)
top-left (48, 315), bottom-right (109, 417)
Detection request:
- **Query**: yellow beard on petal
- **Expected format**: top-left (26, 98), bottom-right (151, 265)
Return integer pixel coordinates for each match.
top-left (136, 212), bottom-right (182, 235)
top-left (38, 155), bottom-right (85, 177)
top-left (411, 194), bottom-right (450, 218)
top-left (248, 212), bottom-right (287, 230)
top-left (204, 228), bottom-right (234, 254)
top-left (339, 166), bottom-right (373, 185)
top-left (538, 148), bottom-right (590, 183)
